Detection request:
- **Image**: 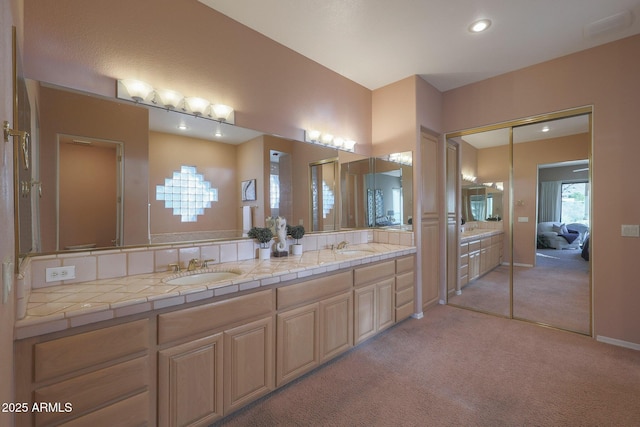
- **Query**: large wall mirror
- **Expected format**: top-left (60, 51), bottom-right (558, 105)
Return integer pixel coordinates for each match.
top-left (15, 80), bottom-right (413, 257)
top-left (446, 108), bottom-right (592, 335)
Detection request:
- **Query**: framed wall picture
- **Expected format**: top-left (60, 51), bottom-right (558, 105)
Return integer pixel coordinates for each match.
top-left (241, 179), bottom-right (256, 201)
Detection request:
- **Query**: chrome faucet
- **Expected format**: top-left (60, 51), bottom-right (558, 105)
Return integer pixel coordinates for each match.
top-left (336, 241), bottom-right (350, 250)
top-left (187, 258), bottom-right (200, 271)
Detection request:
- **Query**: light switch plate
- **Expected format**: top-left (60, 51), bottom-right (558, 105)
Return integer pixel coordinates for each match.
top-left (46, 266), bottom-right (76, 282)
top-left (621, 224), bottom-right (640, 237)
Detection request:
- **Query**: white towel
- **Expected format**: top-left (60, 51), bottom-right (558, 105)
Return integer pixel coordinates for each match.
top-left (242, 206), bottom-right (252, 236)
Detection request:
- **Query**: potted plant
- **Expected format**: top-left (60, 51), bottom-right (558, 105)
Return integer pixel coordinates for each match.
top-left (288, 224), bottom-right (305, 255)
top-left (248, 227), bottom-right (274, 260)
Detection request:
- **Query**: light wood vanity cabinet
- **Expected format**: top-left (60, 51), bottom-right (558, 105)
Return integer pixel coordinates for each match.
top-left (158, 333), bottom-right (224, 427)
top-left (460, 232), bottom-right (503, 287)
top-left (395, 255), bottom-right (416, 321)
top-left (15, 253), bottom-right (415, 426)
top-left (354, 260), bottom-right (396, 344)
top-left (276, 271), bottom-right (352, 387)
top-left (158, 290), bottom-right (274, 426)
top-left (14, 319), bottom-right (152, 427)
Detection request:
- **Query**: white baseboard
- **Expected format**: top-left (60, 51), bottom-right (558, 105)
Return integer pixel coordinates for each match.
top-left (596, 335), bottom-right (640, 351)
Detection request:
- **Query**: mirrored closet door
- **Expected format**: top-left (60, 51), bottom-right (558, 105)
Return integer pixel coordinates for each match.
top-left (446, 108), bottom-right (592, 335)
top-left (512, 114), bottom-right (591, 334)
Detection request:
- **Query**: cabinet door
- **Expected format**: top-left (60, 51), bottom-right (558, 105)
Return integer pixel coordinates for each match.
top-left (469, 251), bottom-right (480, 281)
top-left (276, 303), bottom-right (319, 386)
top-left (224, 317), bottom-right (274, 414)
top-left (319, 291), bottom-right (353, 363)
top-left (354, 283), bottom-right (376, 345)
top-left (377, 278), bottom-right (395, 332)
top-left (158, 334), bottom-right (223, 427)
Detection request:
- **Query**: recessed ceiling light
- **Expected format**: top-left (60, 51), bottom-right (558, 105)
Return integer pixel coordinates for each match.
top-left (177, 123), bottom-right (188, 130)
top-left (541, 126), bottom-right (550, 132)
top-left (469, 19), bottom-right (492, 33)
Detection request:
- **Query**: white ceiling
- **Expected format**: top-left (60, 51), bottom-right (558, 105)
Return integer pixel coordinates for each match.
top-left (199, 0), bottom-right (640, 91)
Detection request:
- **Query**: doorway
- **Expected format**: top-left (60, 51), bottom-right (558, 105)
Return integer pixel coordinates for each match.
top-left (57, 135), bottom-right (123, 250)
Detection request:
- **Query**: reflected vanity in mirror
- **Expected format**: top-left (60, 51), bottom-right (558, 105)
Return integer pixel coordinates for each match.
top-left (341, 153), bottom-right (413, 231)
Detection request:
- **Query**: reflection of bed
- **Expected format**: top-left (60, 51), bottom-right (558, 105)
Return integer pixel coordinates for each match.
top-left (581, 235), bottom-right (590, 261)
top-left (537, 222), bottom-right (588, 250)
top-left (375, 216), bottom-right (399, 226)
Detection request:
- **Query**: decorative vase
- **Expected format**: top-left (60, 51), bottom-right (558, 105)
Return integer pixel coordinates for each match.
top-left (259, 247), bottom-right (271, 260)
top-left (291, 244), bottom-right (303, 255)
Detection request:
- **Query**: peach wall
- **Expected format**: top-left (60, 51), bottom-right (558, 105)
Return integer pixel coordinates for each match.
top-left (149, 131), bottom-right (238, 235)
top-left (237, 136), bottom-right (264, 227)
top-left (22, 0), bottom-right (371, 152)
top-left (38, 84), bottom-right (149, 250)
top-left (1, 0), bottom-right (19, 420)
top-left (372, 76), bottom-right (417, 156)
top-left (443, 35), bottom-right (640, 345)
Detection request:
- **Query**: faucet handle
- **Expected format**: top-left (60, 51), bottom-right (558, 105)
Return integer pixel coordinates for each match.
top-left (202, 259), bottom-right (216, 268)
top-left (168, 263), bottom-right (181, 272)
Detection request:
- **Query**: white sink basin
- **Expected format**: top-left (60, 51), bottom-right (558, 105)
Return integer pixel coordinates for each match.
top-left (164, 271), bottom-right (241, 286)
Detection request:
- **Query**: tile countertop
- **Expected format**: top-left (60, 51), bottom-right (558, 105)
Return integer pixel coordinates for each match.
top-left (15, 243), bottom-right (416, 340)
top-left (459, 229), bottom-right (504, 242)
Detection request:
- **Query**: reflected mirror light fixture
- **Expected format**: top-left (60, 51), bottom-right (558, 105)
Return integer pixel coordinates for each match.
top-left (469, 19), bottom-right (492, 33)
top-left (117, 79), bottom-right (235, 124)
top-left (305, 129), bottom-right (356, 152)
top-left (388, 151), bottom-right (412, 165)
top-left (462, 174), bottom-right (477, 183)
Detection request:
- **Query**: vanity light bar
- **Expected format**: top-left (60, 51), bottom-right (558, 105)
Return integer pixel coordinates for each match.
top-left (117, 79), bottom-right (235, 124)
top-left (304, 129), bottom-right (356, 152)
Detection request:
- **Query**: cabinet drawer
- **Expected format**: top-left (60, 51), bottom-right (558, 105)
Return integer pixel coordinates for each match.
top-left (468, 240), bottom-right (481, 253)
top-left (34, 319), bottom-right (149, 382)
top-left (277, 271), bottom-right (352, 310)
top-left (459, 242), bottom-right (469, 255)
top-left (460, 264), bottom-right (469, 277)
top-left (460, 253), bottom-right (468, 267)
top-left (396, 256), bottom-right (415, 274)
top-left (491, 234), bottom-right (503, 244)
top-left (481, 237), bottom-right (492, 248)
top-left (34, 357), bottom-right (149, 426)
top-left (396, 286), bottom-right (413, 307)
top-left (395, 302), bottom-right (414, 322)
top-left (354, 260), bottom-right (395, 287)
top-left (395, 271), bottom-right (414, 291)
top-left (158, 290), bottom-right (272, 345)
top-left (58, 390), bottom-right (149, 427)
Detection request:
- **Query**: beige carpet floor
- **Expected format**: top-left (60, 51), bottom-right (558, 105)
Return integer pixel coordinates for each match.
top-left (449, 248), bottom-right (590, 334)
top-left (214, 305), bottom-right (640, 427)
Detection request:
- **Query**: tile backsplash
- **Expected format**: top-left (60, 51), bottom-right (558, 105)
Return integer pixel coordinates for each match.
top-left (16, 229), bottom-right (414, 320)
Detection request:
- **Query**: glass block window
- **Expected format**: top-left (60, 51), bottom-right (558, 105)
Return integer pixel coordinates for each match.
top-left (270, 174), bottom-right (280, 209)
top-left (156, 166), bottom-right (218, 222)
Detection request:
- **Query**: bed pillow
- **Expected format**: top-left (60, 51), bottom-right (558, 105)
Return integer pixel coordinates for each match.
top-left (552, 223), bottom-right (568, 234)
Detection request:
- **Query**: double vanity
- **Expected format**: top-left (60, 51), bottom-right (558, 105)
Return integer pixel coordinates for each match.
top-left (459, 227), bottom-right (504, 288)
top-left (13, 231), bottom-right (415, 426)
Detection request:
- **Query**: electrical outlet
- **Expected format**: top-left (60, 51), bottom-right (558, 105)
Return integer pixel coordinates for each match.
top-left (46, 266), bottom-right (76, 282)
